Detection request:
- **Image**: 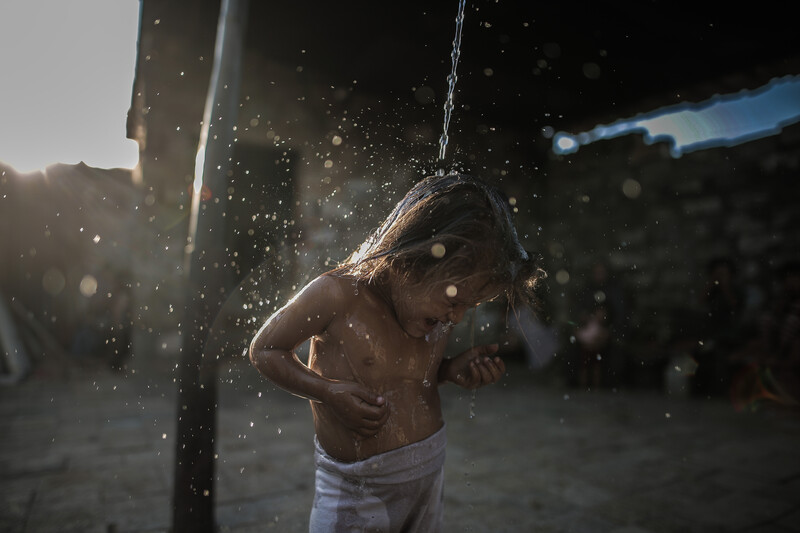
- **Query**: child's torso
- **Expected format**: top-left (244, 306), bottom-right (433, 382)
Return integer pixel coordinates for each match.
top-left (309, 280), bottom-right (446, 462)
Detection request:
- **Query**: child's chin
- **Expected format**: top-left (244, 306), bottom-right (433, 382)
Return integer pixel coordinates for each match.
top-left (399, 322), bottom-right (429, 339)
top-left (419, 319), bottom-right (440, 336)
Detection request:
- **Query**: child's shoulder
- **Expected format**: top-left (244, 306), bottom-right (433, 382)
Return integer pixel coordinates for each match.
top-left (301, 271), bottom-right (359, 303)
top-left (295, 272), bottom-right (389, 320)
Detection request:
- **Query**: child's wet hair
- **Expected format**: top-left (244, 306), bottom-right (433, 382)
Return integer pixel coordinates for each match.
top-left (336, 172), bottom-right (546, 310)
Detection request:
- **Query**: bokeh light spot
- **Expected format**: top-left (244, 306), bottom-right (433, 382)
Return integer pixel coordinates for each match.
top-left (79, 275), bottom-right (98, 297)
top-left (42, 268), bottom-right (66, 296)
top-left (622, 179), bottom-right (642, 199)
top-left (582, 62), bottom-right (601, 80)
top-left (414, 85), bottom-right (435, 105)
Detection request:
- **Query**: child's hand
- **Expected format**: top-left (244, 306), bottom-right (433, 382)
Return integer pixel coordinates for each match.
top-left (442, 344), bottom-right (505, 389)
top-left (326, 381), bottom-right (390, 437)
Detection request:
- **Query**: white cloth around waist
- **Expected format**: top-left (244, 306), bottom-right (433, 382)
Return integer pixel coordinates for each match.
top-left (313, 424), bottom-right (447, 485)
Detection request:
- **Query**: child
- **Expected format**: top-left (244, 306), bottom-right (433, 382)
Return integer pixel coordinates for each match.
top-left (249, 172), bottom-right (544, 532)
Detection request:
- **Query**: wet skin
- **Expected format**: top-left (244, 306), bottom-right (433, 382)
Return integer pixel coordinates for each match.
top-left (249, 272), bottom-right (505, 462)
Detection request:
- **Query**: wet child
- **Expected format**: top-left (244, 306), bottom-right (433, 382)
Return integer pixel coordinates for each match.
top-left (249, 172), bottom-right (544, 532)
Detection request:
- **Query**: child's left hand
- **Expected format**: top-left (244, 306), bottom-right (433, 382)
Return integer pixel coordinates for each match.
top-left (440, 344), bottom-right (506, 389)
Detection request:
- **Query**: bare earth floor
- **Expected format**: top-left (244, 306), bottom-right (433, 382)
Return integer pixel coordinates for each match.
top-left (2, 354), bottom-right (799, 533)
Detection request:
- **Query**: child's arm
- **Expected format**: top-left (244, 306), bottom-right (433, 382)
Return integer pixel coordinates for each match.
top-left (437, 343), bottom-right (506, 389)
top-left (249, 275), bottom-right (388, 436)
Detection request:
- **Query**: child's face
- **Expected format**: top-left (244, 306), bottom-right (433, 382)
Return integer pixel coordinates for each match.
top-left (389, 273), bottom-right (499, 338)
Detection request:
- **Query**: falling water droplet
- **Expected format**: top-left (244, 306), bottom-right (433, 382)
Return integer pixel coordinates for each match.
top-left (468, 389), bottom-right (476, 419)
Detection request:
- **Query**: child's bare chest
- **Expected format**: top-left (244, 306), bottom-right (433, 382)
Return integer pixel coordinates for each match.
top-left (312, 304), bottom-right (443, 389)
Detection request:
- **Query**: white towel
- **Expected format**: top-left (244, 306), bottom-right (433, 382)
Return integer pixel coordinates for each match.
top-left (309, 425), bottom-right (447, 533)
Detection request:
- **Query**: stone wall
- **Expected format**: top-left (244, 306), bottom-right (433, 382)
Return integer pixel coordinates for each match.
top-left (527, 119), bottom-right (800, 388)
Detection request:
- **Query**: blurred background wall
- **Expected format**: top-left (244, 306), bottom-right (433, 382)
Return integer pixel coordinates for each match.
top-left (1, 0), bottom-right (798, 398)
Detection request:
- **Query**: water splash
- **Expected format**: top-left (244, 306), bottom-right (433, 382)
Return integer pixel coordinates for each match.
top-left (436, 0), bottom-right (467, 175)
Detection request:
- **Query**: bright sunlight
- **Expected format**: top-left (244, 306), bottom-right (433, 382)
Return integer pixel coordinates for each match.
top-left (0, 0), bottom-right (140, 173)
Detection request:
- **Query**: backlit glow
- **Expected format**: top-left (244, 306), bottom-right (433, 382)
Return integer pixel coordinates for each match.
top-left (552, 75), bottom-right (800, 158)
top-left (0, 0), bottom-right (140, 173)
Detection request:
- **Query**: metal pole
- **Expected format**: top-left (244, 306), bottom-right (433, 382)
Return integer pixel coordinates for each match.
top-left (172, 0), bottom-right (249, 530)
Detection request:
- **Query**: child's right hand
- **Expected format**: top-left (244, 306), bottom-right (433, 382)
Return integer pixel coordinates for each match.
top-left (326, 382), bottom-right (389, 437)
top-left (441, 344), bottom-right (505, 389)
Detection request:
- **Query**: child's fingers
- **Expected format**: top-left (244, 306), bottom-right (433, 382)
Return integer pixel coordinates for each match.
top-left (474, 343), bottom-right (499, 356)
top-left (485, 356), bottom-right (504, 381)
top-left (474, 358), bottom-right (495, 383)
top-left (359, 400), bottom-right (388, 420)
top-left (493, 356), bottom-right (506, 376)
top-left (356, 390), bottom-right (385, 406)
top-left (468, 359), bottom-right (487, 386)
top-left (472, 356), bottom-right (504, 383)
top-left (360, 416), bottom-right (385, 431)
top-left (358, 405), bottom-right (390, 435)
top-left (356, 425), bottom-right (381, 437)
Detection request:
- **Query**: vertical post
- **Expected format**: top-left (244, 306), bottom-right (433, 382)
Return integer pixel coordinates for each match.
top-left (172, 0), bottom-right (249, 531)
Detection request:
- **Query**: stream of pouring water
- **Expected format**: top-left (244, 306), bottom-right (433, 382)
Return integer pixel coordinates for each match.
top-left (436, 0), bottom-right (467, 176)
top-left (434, 1), bottom-right (480, 420)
